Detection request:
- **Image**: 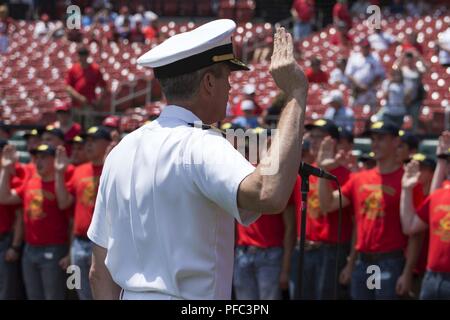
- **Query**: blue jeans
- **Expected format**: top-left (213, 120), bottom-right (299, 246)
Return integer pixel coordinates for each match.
top-left (420, 271), bottom-right (450, 300)
top-left (0, 234), bottom-right (24, 299)
top-left (22, 243), bottom-right (68, 300)
top-left (293, 22), bottom-right (312, 41)
top-left (351, 256), bottom-right (405, 300)
top-left (289, 243), bottom-right (350, 300)
top-left (233, 246), bottom-right (283, 300)
top-left (71, 237), bottom-right (93, 300)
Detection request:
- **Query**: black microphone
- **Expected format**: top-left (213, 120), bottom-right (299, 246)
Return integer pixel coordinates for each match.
top-left (299, 162), bottom-right (336, 180)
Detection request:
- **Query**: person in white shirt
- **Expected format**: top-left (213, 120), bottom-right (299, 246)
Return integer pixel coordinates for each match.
top-left (87, 21), bottom-right (309, 300)
top-left (375, 68), bottom-right (407, 128)
top-left (323, 90), bottom-right (355, 132)
top-left (368, 29), bottom-right (397, 52)
top-left (345, 40), bottom-right (385, 108)
top-left (437, 27), bottom-right (450, 67)
top-left (329, 57), bottom-right (350, 86)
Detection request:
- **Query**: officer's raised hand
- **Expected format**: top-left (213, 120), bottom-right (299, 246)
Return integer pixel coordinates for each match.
top-left (269, 27), bottom-right (308, 99)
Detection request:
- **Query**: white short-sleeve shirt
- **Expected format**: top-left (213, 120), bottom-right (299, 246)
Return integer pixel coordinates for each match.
top-left (345, 51), bottom-right (385, 86)
top-left (87, 105), bottom-right (259, 300)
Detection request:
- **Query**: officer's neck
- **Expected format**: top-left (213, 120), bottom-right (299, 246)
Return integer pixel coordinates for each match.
top-left (168, 99), bottom-right (217, 125)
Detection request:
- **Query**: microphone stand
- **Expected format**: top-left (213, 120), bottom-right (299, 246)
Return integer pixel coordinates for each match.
top-left (294, 173), bottom-right (309, 300)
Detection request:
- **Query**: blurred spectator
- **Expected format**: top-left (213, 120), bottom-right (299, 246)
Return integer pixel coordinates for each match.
top-left (406, 0), bottom-right (430, 17)
top-left (350, 0), bottom-right (371, 17)
top-left (65, 46), bottom-right (107, 128)
top-left (375, 68), bottom-right (407, 128)
top-left (129, 18), bottom-right (145, 43)
top-left (143, 19), bottom-right (159, 42)
top-left (231, 84), bottom-right (263, 117)
top-left (33, 13), bottom-right (52, 38)
top-left (0, 144), bottom-right (71, 300)
top-left (82, 7), bottom-right (95, 27)
top-left (0, 5), bottom-right (12, 53)
top-left (116, 16), bottom-right (131, 41)
top-left (102, 115), bottom-right (121, 141)
top-left (333, 0), bottom-right (352, 29)
top-left (115, 5), bottom-right (134, 29)
top-left (291, 0), bottom-right (314, 41)
top-left (52, 100), bottom-right (82, 156)
top-left (133, 4), bottom-right (158, 27)
top-left (436, 27), bottom-right (450, 68)
top-left (252, 36), bottom-right (273, 63)
top-left (345, 40), bottom-right (385, 108)
top-left (69, 136), bottom-right (88, 166)
top-left (402, 32), bottom-right (424, 56)
top-left (389, 0), bottom-right (405, 15)
top-left (394, 50), bottom-right (427, 132)
top-left (330, 21), bottom-right (353, 49)
top-left (232, 100), bottom-right (259, 129)
top-left (329, 57), bottom-right (350, 86)
top-left (323, 90), bottom-right (355, 132)
top-left (94, 4), bottom-right (117, 25)
top-left (368, 28), bottom-right (397, 52)
top-left (305, 57), bottom-right (329, 84)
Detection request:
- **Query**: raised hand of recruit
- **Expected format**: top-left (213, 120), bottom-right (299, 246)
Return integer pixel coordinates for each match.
top-left (402, 160), bottom-right (420, 189)
top-left (269, 27), bottom-right (308, 99)
top-left (436, 130), bottom-right (450, 156)
top-left (54, 146), bottom-right (70, 173)
top-left (317, 137), bottom-right (337, 170)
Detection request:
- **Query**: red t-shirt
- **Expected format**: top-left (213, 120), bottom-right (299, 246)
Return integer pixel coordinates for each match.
top-left (341, 166), bottom-right (421, 252)
top-left (442, 180), bottom-right (450, 189)
top-left (231, 100), bottom-right (263, 117)
top-left (306, 166), bottom-right (353, 243)
top-left (66, 162), bottom-right (103, 237)
top-left (305, 68), bottom-right (329, 84)
top-left (330, 32), bottom-right (353, 47)
top-left (15, 177), bottom-right (70, 245)
top-left (292, 0), bottom-right (314, 22)
top-left (236, 175), bottom-right (300, 248)
top-left (65, 63), bottom-right (106, 105)
top-left (416, 188), bottom-right (450, 273)
top-left (333, 3), bottom-right (352, 28)
top-left (0, 163), bottom-right (26, 234)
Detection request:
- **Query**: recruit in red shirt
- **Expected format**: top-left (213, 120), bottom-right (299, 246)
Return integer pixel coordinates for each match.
top-left (416, 187), bottom-right (450, 273)
top-left (66, 162), bottom-right (103, 237)
top-left (341, 166), bottom-right (422, 253)
top-left (236, 175), bottom-right (300, 248)
top-left (15, 177), bottom-right (70, 246)
top-left (0, 163), bottom-right (26, 234)
top-left (65, 63), bottom-right (106, 105)
top-left (306, 165), bottom-right (353, 243)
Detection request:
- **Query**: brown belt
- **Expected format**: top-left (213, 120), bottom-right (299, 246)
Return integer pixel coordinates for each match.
top-left (358, 250), bottom-right (404, 263)
top-left (300, 240), bottom-right (340, 251)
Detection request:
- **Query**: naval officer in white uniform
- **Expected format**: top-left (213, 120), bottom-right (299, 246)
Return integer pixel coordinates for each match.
top-left (87, 19), bottom-right (309, 300)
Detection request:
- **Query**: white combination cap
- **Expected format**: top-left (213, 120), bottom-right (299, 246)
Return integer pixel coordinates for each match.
top-left (137, 19), bottom-right (249, 78)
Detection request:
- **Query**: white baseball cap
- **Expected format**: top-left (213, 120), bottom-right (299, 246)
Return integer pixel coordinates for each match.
top-left (241, 99), bottom-right (255, 111)
top-left (137, 19), bottom-right (249, 78)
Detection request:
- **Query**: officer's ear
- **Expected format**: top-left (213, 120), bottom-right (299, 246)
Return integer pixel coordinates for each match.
top-left (201, 70), bottom-right (216, 97)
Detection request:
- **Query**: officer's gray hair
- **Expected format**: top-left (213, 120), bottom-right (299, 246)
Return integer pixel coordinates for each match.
top-left (158, 63), bottom-right (224, 101)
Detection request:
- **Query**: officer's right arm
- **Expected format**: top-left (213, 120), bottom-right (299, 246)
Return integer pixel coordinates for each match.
top-left (237, 27), bottom-right (308, 214)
